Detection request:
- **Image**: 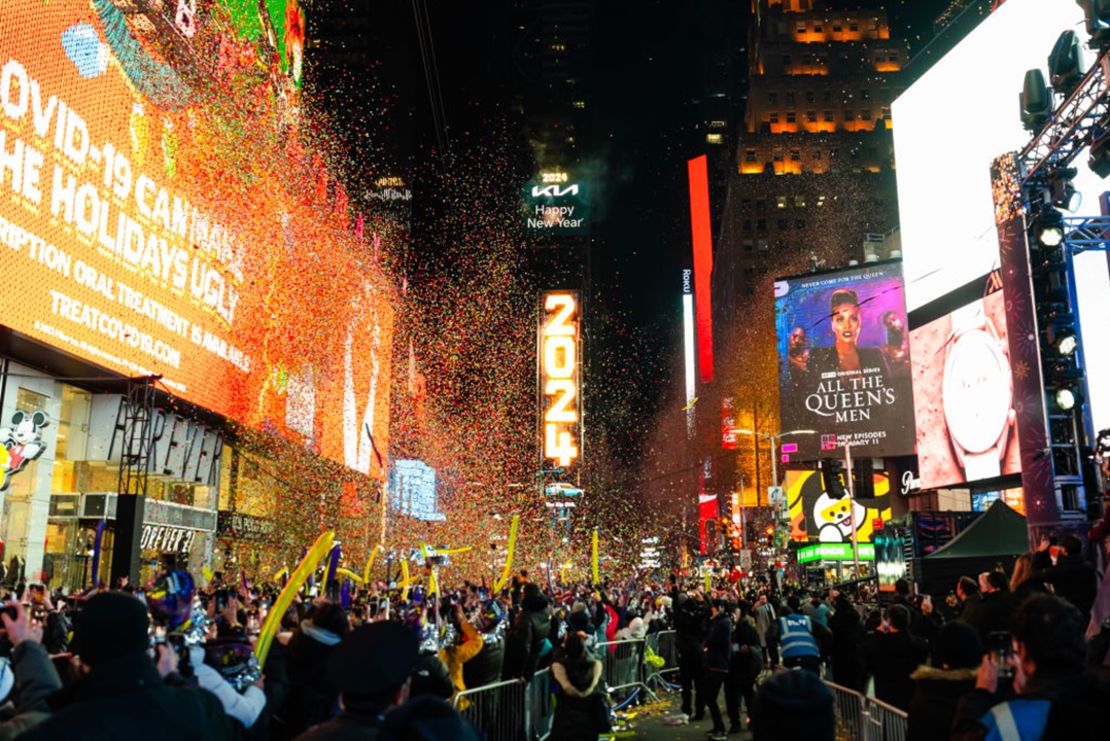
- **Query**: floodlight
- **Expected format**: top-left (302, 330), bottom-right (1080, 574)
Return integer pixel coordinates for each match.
top-left (1020, 69), bottom-right (1052, 132)
top-left (1047, 167), bottom-right (1081, 211)
top-left (1032, 207), bottom-right (1065, 247)
top-left (1055, 387), bottom-right (1077, 411)
top-left (1078, 0), bottom-right (1110, 49)
top-left (1057, 333), bottom-right (1078, 356)
top-left (1048, 30), bottom-right (1084, 96)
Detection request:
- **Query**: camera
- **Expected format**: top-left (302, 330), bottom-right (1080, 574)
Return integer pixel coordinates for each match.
top-left (988, 631), bottom-right (1014, 682)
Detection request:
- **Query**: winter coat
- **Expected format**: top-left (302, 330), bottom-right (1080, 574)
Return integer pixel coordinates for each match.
top-left (18, 652), bottom-right (234, 741)
top-left (753, 601), bottom-right (775, 647)
top-left (294, 711), bottom-right (382, 741)
top-left (501, 595), bottom-right (551, 680)
top-left (277, 625), bottom-right (344, 737)
top-left (864, 630), bottom-right (929, 712)
top-left (906, 665), bottom-right (977, 741)
top-left (961, 591), bottom-right (1015, 644)
top-left (703, 613), bottom-right (733, 673)
top-left (729, 616), bottom-right (763, 680)
top-left (829, 607), bottom-right (867, 692)
top-left (438, 620), bottom-right (484, 703)
top-left (550, 657), bottom-right (606, 741)
top-left (462, 633), bottom-right (504, 690)
top-left (0, 641), bottom-right (62, 739)
top-left (951, 670), bottom-right (1110, 740)
top-left (1034, 552), bottom-right (1097, 619)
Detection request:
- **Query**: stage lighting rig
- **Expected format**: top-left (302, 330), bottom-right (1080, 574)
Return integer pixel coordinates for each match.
top-left (1048, 30), bottom-right (1085, 97)
top-left (1078, 0), bottom-right (1110, 49)
top-left (1020, 69), bottom-right (1053, 132)
top-left (1047, 167), bottom-right (1081, 211)
top-left (1030, 206), bottom-right (1065, 247)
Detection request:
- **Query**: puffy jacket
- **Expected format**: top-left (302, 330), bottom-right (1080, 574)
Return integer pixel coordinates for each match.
top-left (703, 613), bottom-right (732, 673)
top-left (0, 640), bottom-right (62, 739)
top-left (462, 633), bottom-right (504, 690)
top-left (439, 620), bottom-right (484, 703)
top-left (501, 594), bottom-right (551, 680)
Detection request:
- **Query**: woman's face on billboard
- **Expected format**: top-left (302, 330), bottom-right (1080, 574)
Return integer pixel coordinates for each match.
top-left (831, 302), bottom-right (860, 347)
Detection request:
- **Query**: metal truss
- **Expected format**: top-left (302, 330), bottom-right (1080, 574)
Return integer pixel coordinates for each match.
top-left (1021, 48), bottom-right (1110, 184)
top-left (1064, 215), bottom-right (1110, 253)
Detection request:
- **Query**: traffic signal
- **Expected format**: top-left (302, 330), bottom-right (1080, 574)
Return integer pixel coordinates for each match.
top-left (820, 459), bottom-right (847, 497)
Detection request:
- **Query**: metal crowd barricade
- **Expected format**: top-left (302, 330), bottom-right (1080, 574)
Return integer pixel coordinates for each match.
top-left (644, 630), bottom-right (680, 691)
top-left (453, 677), bottom-right (526, 741)
top-left (821, 679), bottom-right (908, 741)
top-left (527, 668), bottom-right (555, 741)
top-left (595, 638), bottom-right (658, 703)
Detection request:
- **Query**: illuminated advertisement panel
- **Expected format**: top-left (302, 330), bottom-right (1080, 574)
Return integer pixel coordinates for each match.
top-left (389, 460), bottom-right (445, 522)
top-left (910, 285), bottom-right (1021, 488)
top-left (785, 469), bottom-right (892, 544)
top-left (0, 1), bottom-right (391, 475)
top-left (893, 0), bottom-right (1093, 310)
top-left (539, 291), bottom-right (581, 470)
top-left (524, 171), bottom-right (588, 235)
top-left (687, 155), bottom-right (714, 383)
top-left (775, 262), bottom-right (914, 459)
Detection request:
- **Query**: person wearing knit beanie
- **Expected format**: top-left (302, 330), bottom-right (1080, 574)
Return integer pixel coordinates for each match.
top-left (74, 592), bottom-right (151, 666)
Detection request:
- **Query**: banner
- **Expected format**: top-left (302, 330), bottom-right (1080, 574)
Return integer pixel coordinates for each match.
top-left (775, 262), bottom-right (914, 459)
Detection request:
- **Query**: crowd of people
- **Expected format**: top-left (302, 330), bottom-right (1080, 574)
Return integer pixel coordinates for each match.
top-left (0, 532), bottom-right (1104, 740)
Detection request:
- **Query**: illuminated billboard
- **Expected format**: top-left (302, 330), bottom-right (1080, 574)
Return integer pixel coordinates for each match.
top-left (687, 155), bottom-right (714, 383)
top-left (389, 460), bottom-right (445, 522)
top-left (785, 469), bottom-right (892, 544)
top-left (774, 262), bottom-right (915, 459)
top-left (0, 1), bottom-right (392, 476)
top-left (524, 171), bottom-right (588, 235)
top-left (892, 0), bottom-right (1091, 311)
top-left (539, 291), bottom-right (581, 470)
top-left (910, 286), bottom-right (1021, 488)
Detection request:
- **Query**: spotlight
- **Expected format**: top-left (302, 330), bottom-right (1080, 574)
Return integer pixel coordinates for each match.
top-left (1055, 387), bottom-right (1078, 411)
top-left (1048, 167), bottom-right (1081, 211)
top-left (1078, 0), bottom-right (1110, 49)
top-left (1020, 69), bottom-right (1052, 132)
top-left (1057, 333), bottom-right (1078, 356)
top-left (1031, 207), bottom-right (1065, 247)
top-left (1091, 125), bottom-right (1110, 178)
top-left (1048, 30), bottom-right (1085, 97)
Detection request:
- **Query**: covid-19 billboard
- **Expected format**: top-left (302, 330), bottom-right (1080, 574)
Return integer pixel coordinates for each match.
top-left (775, 262), bottom-right (915, 460)
top-left (0, 0), bottom-right (392, 476)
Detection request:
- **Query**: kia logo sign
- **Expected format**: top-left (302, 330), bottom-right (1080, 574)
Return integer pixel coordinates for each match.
top-left (531, 184), bottom-right (579, 198)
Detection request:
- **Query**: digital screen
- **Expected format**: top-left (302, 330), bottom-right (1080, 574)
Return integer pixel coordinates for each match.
top-left (797, 542), bottom-right (875, 564)
top-left (910, 288), bottom-right (1021, 488)
top-left (784, 469), bottom-right (892, 545)
top-left (523, 171), bottom-right (588, 235)
top-left (0, 1), bottom-right (392, 475)
top-left (775, 262), bottom-right (915, 459)
top-left (539, 291), bottom-right (581, 470)
top-left (389, 460), bottom-right (444, 522)
top-left (892, 0), bottom-right (1088, 311)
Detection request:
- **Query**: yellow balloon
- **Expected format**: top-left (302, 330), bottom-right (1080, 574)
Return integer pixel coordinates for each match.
top-left (255, 531), bottom-right (334, 668)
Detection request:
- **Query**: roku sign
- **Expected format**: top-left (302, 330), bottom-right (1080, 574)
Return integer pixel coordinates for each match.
top-left (540, 292), bottom-right (580, 468)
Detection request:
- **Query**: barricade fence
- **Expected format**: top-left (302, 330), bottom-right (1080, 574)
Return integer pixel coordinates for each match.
top-left (822, 679), bottom-right (908, 741)
top-left (453, 631), bottom-right (679, 739)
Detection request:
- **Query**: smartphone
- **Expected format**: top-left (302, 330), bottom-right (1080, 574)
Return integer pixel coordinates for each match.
top-left (988, 631), bottom-right (1014, 681)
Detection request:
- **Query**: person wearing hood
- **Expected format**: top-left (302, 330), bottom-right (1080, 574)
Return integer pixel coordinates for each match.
top-left (19, 592), bottom-right (234, 741)
top-left (828, 594), bottom-right (866, 692)
top-left (907, 621), bottom-right (982, 741)
top-left (276, 601), bottom-right (350, 738)
top-left (863, 604), bottom-right (929, 712)
top-left (501, 583), bottom-right (551, 681)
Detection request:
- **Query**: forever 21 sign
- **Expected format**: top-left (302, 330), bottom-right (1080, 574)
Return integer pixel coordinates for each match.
top-left (540, 292), bottom-right (580, 469)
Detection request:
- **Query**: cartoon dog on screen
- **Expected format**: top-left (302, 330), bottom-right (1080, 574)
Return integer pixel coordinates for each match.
top-left (788, 470), bottom-right (890, 543)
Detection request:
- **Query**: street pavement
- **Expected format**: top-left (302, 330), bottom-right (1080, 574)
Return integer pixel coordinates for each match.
top-left (625, 693), bottom-right (753, 740)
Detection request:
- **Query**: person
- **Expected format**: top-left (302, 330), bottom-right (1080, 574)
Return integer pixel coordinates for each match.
top-left (20, 591), bottom-right (234, 740)
top-left (750, 667), bottom-right (835, 741)
top-left (189, 637), bottom-right (267, 729)
top-left (963, 571), bottom-right (1013, 644)
top-left (753, 593), bottom-right (776, 668)
top-left (864, 604), bottom-right (929, 711)
top-left (1009, 552), bottom-right (1048, 606)
top-left (809, 592), bottom-right (831, 629)
top-left (1033, 534), bottom-right (1097, 621)
top-left (276, 601), bottom-right (350, 738)
top-left (907, 621), bottom-right (982, 741)
top-left (0, 600), bottom-right (62, 738)
top-left (295, 621), bottom-right (418, 739)
top-left (769, 595), bottom-right (828, 674)
top-left (500, 582), bottom-right (551, 681)
top-left (725, 600), bottom-right (763, 735)
top-left (700, 599), bottom-right (733, 740)
top-left (828, 594), bottom-right (866, 692)
top-left (809, 288), bottom-right (884, 375)
top-left (674, 589), bottom-right (709, 718)
top-left (952, 594), bottom-right (1110, 739)
top-left (438, 602), bottom-right (483, 704)
top-left (892, 579), bottom-right (941, 648)
top-left (462, 613), bottom-right (505, 691)
top-left (548, 632), bottom-right (606, 740)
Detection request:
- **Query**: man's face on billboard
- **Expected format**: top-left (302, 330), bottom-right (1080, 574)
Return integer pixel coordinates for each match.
top-left (831, 303), bottom-right (860, 346)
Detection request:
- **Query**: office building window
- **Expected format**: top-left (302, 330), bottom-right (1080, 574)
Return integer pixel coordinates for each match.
top-left (790, 150), bottom-right (800, 161)
top-left (795, 219), bottom-right (806, 230)
top-left (776, 196), bottom-right (788, 209)
top-left (785, 92), bottom-right (795, 104)
top-left (805, 91), bottom-right (815, 103)
top-left (806, 111), bottom-right (817, 122)
top-left (794, 195), bottom-right (806, 207)
top-left (756, 218), bottom-right (767, 231)
top-left (786, 112), bottom-right (796, 123)
top-left (861, 110), bottom-right (872, 120)
top-left (824, 111), bottom-right (835, 122)
top-left (745, 149), bottom-right (757, 162)
top-left (777, 218), bottom-right (788, 230)
top-left (770, 112), bottom-right (779, 123)
top-left (742, 219), bottom-right (752, 232)
top-left (768, 92), bottom-right (778, 103)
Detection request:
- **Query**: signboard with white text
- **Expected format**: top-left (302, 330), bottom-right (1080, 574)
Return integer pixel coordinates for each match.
top-left (539, 291), bottom-right (582, 472)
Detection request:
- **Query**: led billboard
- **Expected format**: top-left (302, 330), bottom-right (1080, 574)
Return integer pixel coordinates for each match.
top-left (389, 460), bottom-right (445, 522)
top-left (775, 262), bottom-right (915, 459)
top-left (892, 0), bottom-right (1089, 311)
top-left (785, 469), bottom-right (891, 545)
top-left (524, 171), bottom-right (588, 235)
top-left (539, 291), bottom-right (581, 470)
top-left (910, 287), bottom-right (1021, 488)
top-left (0, 1), bottom-right (392, 475)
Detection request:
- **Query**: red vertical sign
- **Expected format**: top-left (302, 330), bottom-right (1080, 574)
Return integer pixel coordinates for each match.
top-left (688, 155), bottom-right (714, 383)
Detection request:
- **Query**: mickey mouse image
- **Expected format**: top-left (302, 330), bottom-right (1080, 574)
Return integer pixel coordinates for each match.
top-left (0, 411), bottom-right (50, 493)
